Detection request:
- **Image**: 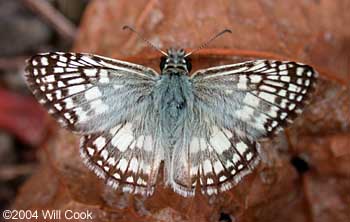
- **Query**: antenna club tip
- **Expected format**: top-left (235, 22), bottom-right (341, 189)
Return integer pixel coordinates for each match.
top-left (223, 29), bottom-right (233, 34)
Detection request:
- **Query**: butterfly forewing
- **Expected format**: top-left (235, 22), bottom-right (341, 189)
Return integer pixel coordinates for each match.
top-left (25, 52), bottom-right (158, 133)
top-left (191, 60), bottom-right (317, 138)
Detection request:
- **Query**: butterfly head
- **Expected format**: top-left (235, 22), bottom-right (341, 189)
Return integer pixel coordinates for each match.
top-left (122, 26), bottom-right (232, 75)
top-left (160, 48), bottom-right (192, 73)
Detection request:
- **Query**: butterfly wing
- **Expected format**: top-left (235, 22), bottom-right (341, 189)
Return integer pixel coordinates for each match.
top-left (25, 52), bottom-right (158, 133)
top-left (25, 52), bottom-right (162, 195)
top-left (170, 125), bottom-right (261, 196)
top-left (170, 60), bottom-right (317, 196)
top-left (80, 121), bottom-right (163, 195)
top-left (191, 60), bottom-right (317, 138)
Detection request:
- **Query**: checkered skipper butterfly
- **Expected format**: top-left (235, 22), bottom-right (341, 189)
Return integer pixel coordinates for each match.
top-left (25, 27), bottom-right (317, 197)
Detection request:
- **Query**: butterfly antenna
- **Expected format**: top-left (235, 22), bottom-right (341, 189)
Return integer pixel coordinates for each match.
top-left (184, 29), bottom-right (232, 57)
top-left (122, 25), bottom-right (168, 56)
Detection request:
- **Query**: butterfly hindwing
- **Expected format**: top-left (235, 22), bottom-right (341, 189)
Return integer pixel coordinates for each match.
top-left (80, 121), bottom-right (163, 195)
top-left (170, 125), bottom-right (260, 196)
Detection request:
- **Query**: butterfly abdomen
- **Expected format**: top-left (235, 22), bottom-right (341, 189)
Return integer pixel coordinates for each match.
top-left (154, 73), bottom-right (193, 139)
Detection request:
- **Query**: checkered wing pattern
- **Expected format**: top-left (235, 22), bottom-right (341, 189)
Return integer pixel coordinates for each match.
top-left (25, 52), bottom-right (158, 133)
top-left (25, 52), bottom-right (162, 195)
top-left (170, 60), bottom-right (317, 196)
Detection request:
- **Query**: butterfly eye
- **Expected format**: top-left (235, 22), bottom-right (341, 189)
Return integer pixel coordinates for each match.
top-left (185, 57), bottom-right (192, 72)
top-left (160, 56), bottom-right (167, 70)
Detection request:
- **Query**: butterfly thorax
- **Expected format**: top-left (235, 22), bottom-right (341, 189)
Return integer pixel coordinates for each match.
top-left (155, 49), bottom-right (194, 145)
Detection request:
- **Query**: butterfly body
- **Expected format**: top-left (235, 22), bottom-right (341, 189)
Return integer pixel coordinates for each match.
top-left (156, 74), bottom-right (191, 139)
top-left (25, 48), bottom-right (317, 197)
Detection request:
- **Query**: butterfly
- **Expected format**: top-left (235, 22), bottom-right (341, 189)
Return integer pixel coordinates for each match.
top-left (24, 28), bottom-right (317, 197)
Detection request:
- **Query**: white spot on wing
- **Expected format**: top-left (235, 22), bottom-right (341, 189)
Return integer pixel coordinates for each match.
top-left (136, 135), bottom-right (144, 148)
top-left (207, 178), bottom-right (214, 185)
top-left (232, 154), bottom-right (240, 163)
top-left (101, 149), bottom-right (108, 160)
top-left (64, 98), bottom-right (74, 109)
top-left (113, 173), bottom-right (121, 179)
top-left (107, 157), bottom-right (116, 166)
top-left (304, 79), bottom-right (310, 86)
top-left (84, 69), bottom-right (98, 77)
top-left (278, 89), bottom-right (287, 97)
top-left (279, 70), bottom-right (288, 75)
top-left (54, 67), bottom-right (64, 73)
top-left (236, 141), bottom-right (248, 154)
top-left (90, 99), bottom-right (109, 114)
top-left (56, 61), bottom-right (67, 67)
top-left (87, 147), bottom-right (95, 156)
top-left (203, 159), bottom-right (212, 174)
top-left (67, 78), bottom-right (85, 84)
top-left (85, 87), bottom-right (102, 100)
top-left (209, 127), bottom-right (231, 154)
top-left (117, 158), bottom-right (128, 173)
top-left (54, 103), bottom-right (63, 111)
top-left (111, 123), bottom-right (134, 151)
top-left (296, 95), bottom-right (303, 101)
top-left (281, 76), bottom-right (291, 82)
top-left (59, 56), bottom-right (68, 62)
top-left (260, 85), bottom-right (277, 93)
top-left (280, 112), bottom-right (287, 120)
top-left (279, 64), bottom-right (287, 70)
top-left (41, 57), bottom-right (48, 66)
top-left (288, 103), bottom-right (296, 110)
top-left (40, 68), bottom-right (46, 74)
top-left (246, 152), bottom-right (253, 161)
top-left (266, 75), bottom-right (279, 80)
top-left (67, 85), bottom-right (85, 95)
top-left (243, 94), bottom-right (260, 106)
top-left (235, 106), bottom-right (255, 120)
top-left (296, 67), bottom-right (304, 76)
top-left (129, 157), bottom-right (138, 173)
top-left (250, 75), bottom-right (262, 83)
top-left (190, 137), bottom-right (200, 154)
top-left (65, 68), bottom-right (78, 72)
top-left (213, 161), bottom-right (224, 175)
top-left (288, 83), bottom-right (300, 92)
top-left (93, 136), bottom-right (106, 151)
top-left (259, 92), bottom-right (276, 103)
top-left (44, 75), bottom-right (55, 82)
